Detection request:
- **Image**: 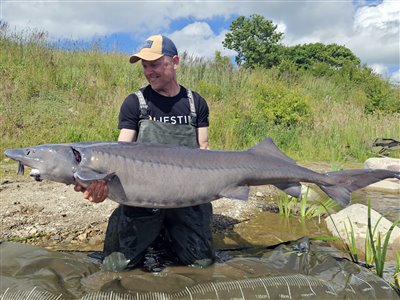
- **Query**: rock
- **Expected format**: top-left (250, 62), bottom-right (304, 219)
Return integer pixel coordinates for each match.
top-left (212, 186), bottom-right (276, 221)
top-left (28, 227), bottom-right (38, 235)
top-left (64, 236), bottom-right (74, 244)
top-left (88, 235), bottom-right (103, 246)
top-left (301, 185), bottom-right (321, 201)
top-left (364, 157), bottom-right (400, 193)
top-left (51, 234), bottom-right (61, 241)
top-left (325, 204), bottom-right (400, 260)
top-left (364, 157), bottom-right (400, 171)
top-left (77, 232), bottom-right (87, 241)
top-left (364, 178), bottom-right (400, 193)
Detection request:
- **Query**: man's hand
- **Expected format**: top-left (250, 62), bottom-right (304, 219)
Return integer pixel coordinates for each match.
top-left (74, 181), bottom-right (109, 203)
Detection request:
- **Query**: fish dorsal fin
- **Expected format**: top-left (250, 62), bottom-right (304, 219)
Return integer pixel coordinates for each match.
top-left (249, 138), bottom-right (296, 164)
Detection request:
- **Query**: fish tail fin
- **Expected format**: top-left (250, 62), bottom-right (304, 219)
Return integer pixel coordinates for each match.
top-left (319, 185), bottom-right (351, 206)
top-left (319, 169), bottom-right (399, 206)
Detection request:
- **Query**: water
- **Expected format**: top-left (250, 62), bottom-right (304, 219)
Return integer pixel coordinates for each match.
top-left (214, 211), bottom-right (330, 250)
top-left (351, 189), bottom-right (399, 222)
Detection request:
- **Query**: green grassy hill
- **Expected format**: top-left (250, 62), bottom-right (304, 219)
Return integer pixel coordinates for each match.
top-left (1, 28), bottom-right (399, 164)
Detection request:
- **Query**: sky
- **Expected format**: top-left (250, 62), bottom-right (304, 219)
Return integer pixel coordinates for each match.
top-left (1, 0), bottom-right (399, 83)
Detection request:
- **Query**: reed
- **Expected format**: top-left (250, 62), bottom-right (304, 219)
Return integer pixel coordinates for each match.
top-left (344, 218), bottom-right (359, 263)
top-left (304, 199), bottom-right (337, 221)
top-left (277, 193), bottom-right (296, 218)
top-left (277, 191), bottom-right (337, 221)
top-left (393, 252), bottom-right (400, 291)
top-left (367, 199), bottom-right (400, 278)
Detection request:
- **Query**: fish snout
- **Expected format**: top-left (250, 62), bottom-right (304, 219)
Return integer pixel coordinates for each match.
top-left (4, 149), bottom-right (19, 159)
top-left (4, 149), bottom-right (26, 175)
top-left (4, 148), bottom-right (28, 161)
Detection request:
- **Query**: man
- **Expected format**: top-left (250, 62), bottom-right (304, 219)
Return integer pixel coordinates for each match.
top-left (75, 34), bottom-right (215, 270)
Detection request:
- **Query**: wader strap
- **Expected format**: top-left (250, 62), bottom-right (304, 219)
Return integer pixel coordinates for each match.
top-left (135, 90), bottom-right (149, 120)
top-left (187, 89), bottom-right (197, 127)
top-left (136, 89), bottom-right (197, 126)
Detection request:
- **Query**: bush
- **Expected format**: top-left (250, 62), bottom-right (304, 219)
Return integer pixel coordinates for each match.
top-left (251, 80), bottom-right (312, 128)
top-left (195, 80), bottom-right (223, 102)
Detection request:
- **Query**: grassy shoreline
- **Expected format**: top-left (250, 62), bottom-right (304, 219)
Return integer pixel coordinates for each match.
top-left (1, 28), bottom-right (399, 163)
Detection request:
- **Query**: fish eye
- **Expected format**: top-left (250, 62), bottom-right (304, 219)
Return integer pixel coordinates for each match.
top-left (25, 149), bottom-right (31, 155)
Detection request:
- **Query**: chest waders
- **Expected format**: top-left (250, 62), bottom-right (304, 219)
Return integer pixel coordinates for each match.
top-left (103, 90), bottom-right (215, 271)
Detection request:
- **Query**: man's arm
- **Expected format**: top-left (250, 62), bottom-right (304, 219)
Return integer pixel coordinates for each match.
top-left (74, 128), bottom-right (138, 203)
top-left (118, 128), bottom-right (137, 142)
top-left (197, 127), bottom-right (209, 149)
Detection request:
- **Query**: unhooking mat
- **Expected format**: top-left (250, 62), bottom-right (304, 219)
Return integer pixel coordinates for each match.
top-left (1, 240), bottom-right (398, 299)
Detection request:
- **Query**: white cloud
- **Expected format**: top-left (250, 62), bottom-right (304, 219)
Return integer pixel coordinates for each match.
top-left (350, 0), bottom-right (400, 66)
top-left (170, 22), bottom-right (236, 59)
top-left (2, 1), bottom-right (239, 39)
top-left (2, 0), bottom-right (399, 72)
top-left (3, 2), bottom-right (177, 39)
top-left (275, 22), bottom-right (287, 36)
top-left (280, 2), bottom-right (354, 42)
top-left (370, 63), bottom-right (388, 74)
top-left (389, 69), bottom-right (400, 85)
top-left (274, 0), bottom-right (399, 69)
top-left (354, 0), bottom-right (399, 33)
top-left (370, 64), bottom-right (400, 85)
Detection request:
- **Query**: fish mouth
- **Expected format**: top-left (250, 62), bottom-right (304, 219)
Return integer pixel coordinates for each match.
top-left (30, 168), bottom-right (42, 182)
top-left (17, 162), bottom-right (41, 181)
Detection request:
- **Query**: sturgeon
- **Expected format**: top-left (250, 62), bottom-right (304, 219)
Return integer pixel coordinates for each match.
top-left (4, 138), bottom-right (400, 207)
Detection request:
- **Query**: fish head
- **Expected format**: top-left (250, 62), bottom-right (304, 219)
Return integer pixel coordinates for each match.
top-left (4, 144), bottom-right (81, 185)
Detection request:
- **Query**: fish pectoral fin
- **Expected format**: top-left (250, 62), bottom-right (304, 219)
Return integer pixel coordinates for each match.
top-left (219, 186), bottom-right (249, 201)
top-left (74, 170), bottom-right (115, 182)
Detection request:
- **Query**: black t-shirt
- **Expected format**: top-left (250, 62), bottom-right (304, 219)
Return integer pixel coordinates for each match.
top-left (118, 85), bottom-right (209, 131)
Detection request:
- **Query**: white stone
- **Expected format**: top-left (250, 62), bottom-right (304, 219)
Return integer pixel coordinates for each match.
top-left (364, 157), bottom-right (400, 193)
top-left (365, 178), bottom-right (400, 193)
top-left (364, 157), bottom-right (400, 171)
top-left (325, 204), bottom-right (400, 260)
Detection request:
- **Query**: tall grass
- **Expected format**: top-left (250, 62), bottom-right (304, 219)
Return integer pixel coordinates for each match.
top-left (1, 25), bottom-right (143, 149)
top-left (1, 25), bottom-right (399, 163)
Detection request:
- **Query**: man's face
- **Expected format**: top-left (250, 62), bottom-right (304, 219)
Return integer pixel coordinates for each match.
top-left (141, 56), bottom-right (177, 91)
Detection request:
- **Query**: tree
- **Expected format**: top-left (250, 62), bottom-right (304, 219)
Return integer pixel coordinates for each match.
top-left (285, 43), bottom-right (361, 70)
top-left (222, 14), bottom-right (284, 68)
top-left (214, 50), bottom-right (232, 69)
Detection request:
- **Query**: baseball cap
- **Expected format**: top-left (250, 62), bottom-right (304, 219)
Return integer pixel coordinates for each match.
top-left (129, 34), bottom-right (178, 64)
